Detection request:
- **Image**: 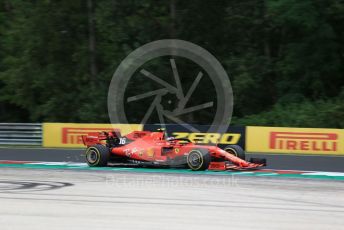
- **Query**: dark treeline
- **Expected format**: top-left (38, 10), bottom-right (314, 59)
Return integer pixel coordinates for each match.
top-left (0, 0), bottom-right (343, 128)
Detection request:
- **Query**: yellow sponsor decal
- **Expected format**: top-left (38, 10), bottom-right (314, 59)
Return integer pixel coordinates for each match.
top-left (246, 126), bottom-right (344, 155)
top-left (172, 132), bottom-right (241, 144)
top-left (174, 148), bottom-right (180, 153)
top-left (146, 148), bottom-right (154, 158)
top-left (43, 123), bottom-right (143, 148)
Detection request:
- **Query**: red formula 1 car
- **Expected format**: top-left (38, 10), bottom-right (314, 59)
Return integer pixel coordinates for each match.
top-left (82, 129), bottom-right (266, 171)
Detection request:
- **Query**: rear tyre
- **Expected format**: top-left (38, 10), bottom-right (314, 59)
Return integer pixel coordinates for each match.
top-left (85, 144), bottom-right (109, 167)
top-left (224, 145), bottom-right (246, 160)
top-left (187, 149), bottom-right (211, 171)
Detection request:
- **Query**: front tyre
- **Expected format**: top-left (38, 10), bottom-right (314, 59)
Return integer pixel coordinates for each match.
top-left (85, 144), bottom-right (109, 167)
top-left (224, 145), bottom-right (245, 160)
top-left (187, 149), bottom-right (211, 171)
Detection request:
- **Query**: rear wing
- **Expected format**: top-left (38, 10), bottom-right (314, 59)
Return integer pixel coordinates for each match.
top-left (81, 130), bottom-right (152, 147)
top-left (81, 129), bottom-right (122, 147)
top-left (81, 132), bottom-right (106, 147)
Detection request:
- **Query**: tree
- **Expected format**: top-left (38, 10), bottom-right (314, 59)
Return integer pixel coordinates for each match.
top-left (0, 0), bottom-right (343, 127)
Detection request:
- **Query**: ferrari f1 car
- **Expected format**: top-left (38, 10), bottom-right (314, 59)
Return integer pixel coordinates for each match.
top-left (82, 129), bottom-right (266, 171)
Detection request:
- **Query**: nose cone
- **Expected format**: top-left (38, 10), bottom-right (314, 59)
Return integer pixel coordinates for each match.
top-left (206, 145), bottom-right (223, 154)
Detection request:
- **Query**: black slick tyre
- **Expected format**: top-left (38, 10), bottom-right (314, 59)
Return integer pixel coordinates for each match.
top-left (85, 144), bottom-right (110, 167)
top-left (224, 145), bottom-right (246, 160)
top-left (187, 149), bottom-right (211, 171)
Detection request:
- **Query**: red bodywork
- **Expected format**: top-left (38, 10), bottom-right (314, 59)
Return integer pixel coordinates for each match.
top-left (82, 130), bottom-right (265, 170)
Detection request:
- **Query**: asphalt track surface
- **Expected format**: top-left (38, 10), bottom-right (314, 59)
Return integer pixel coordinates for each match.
top-left (0, 147), bottom-right (343, 172)
top-left (0, 168), bottom-right (343, 230)
top-left (0, 147), bottom-right (344, 229)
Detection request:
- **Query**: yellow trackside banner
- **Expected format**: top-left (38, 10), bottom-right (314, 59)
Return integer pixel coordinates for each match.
top-left (246, 126), bottom-right (344, 155)
top-left (43, 123), bottom-right (143, 148)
